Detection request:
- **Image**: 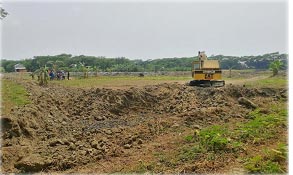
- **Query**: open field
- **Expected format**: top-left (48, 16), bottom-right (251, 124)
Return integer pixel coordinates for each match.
top-left (0, 70), bottom-right (288, 173)
top-left (49, 69), bottom-right (285, 89)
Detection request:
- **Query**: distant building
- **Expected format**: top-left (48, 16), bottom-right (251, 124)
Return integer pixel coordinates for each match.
top-left (69, 64), bottom-right (77, 69)
top-left (14, 63), bottom-right (27, 72)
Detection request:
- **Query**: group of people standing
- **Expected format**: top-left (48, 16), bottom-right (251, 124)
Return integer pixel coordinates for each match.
top-left (48, 70), bottom-right (70, 80)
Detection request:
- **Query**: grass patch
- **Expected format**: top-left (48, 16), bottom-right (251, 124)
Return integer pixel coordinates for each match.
top-left (178, 145), bottom-right (204, 162)
top-left (198, 125), bottom-right (241, 152)
top-left (131, 161), bottom-right (155, 173)
top-left (236, 107), bottom-right (287, 144)
top-left (1, 79), bottom-right (31, 114)
top-left (244, 143), bottom-right (287, 173)
top-left (178, 125), bottom-right (242, 163)
top-left (245, 76), bottom-right (287, 88)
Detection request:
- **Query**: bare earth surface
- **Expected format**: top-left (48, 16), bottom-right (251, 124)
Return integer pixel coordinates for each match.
top-left (1, 74), bottom-right (287, 173)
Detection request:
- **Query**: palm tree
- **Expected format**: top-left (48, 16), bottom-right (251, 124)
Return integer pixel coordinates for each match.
top-left (269, 60), bottom-right (283, 76)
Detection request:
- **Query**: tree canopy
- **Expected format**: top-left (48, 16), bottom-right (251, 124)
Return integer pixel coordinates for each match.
top-left (0, 52), bottom-right (288, 73)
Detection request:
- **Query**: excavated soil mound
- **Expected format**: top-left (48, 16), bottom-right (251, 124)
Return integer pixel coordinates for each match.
top-left (1, 79), bottom-right (287, 173)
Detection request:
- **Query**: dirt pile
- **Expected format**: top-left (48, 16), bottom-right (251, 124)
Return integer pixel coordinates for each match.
top-left (1, 80), bottom-right (286, 173)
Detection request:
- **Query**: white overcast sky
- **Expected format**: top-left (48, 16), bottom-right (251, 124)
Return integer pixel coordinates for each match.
top-left (0, 0), bottom-right (288, 60)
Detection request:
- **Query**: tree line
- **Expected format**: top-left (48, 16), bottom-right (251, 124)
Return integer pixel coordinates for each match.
top-left (0, 52), bottom-right (288, 73)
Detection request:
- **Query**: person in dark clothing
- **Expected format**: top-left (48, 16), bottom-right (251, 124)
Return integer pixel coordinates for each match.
top-left (49, 71), bottom-right (54, 80)
top-left (67, 71), bottom-right (70, 80)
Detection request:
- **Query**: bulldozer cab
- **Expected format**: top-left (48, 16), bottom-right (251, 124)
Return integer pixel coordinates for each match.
top-left (193, 61), bottom-right (200, 70)
top-left (189, 51), bottom-right (225, 87)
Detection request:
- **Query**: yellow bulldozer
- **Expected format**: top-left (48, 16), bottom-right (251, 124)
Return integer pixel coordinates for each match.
top-left (189, 51), bottom-right (225, 87)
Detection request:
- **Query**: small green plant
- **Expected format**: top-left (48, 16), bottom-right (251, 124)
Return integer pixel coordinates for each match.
top-left (184, 135), bottom-right (194, 142)
top-left (269, 60), bottom-right (283, 76)
top-left (199, 125), bottom-right (231, 151)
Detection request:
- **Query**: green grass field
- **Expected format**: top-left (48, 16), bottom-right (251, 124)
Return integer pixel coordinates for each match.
top-left (1, 79), bottom-right (31, 115)
top-left (244, 75), bottom-right (287, 88)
